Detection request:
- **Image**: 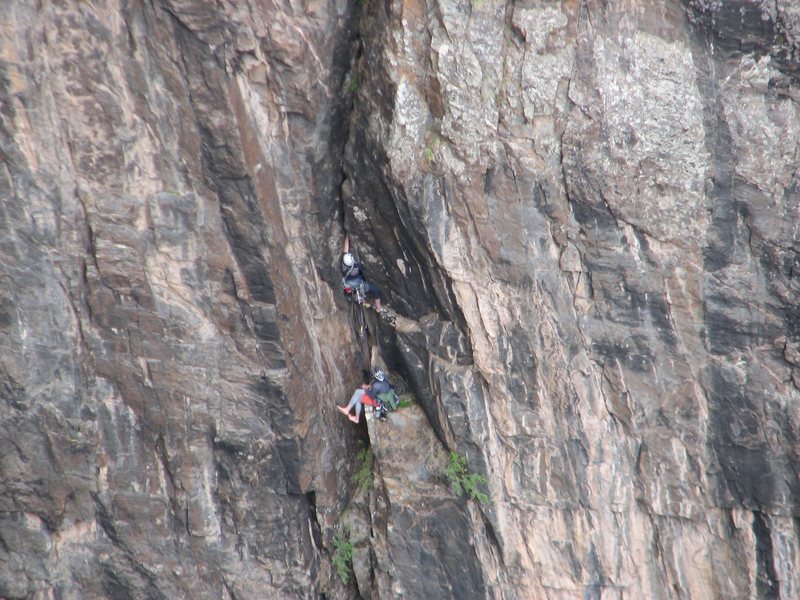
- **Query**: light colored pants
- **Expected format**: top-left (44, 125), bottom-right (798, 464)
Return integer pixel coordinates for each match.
top-left (346, 388), bottom-right (366, 417)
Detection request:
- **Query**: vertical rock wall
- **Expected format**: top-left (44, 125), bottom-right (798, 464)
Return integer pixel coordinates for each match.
top-left (0, 1), bottom-right (363, 597)
top-left (345, 0), bottom-right (800, 598)
top-left (1, 0), bottom-right (799, 599)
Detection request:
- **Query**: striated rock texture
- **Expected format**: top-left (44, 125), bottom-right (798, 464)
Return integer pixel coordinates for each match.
top-left (1, 1), bottom-right (799, 600)
top-left (0, 0), bottom-right (362, 597)
top-left (347, 0), bottom-right (800, 597)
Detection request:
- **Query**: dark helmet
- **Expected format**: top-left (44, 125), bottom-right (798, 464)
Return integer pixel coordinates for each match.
top-left (372, 368), bottom-right (385, 382)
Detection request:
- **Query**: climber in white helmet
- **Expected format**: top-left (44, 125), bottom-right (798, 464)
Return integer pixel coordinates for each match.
top-left (341, 235), bottom-right (383, 312)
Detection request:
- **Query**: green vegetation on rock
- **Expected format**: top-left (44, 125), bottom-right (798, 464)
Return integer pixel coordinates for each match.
top-left (396, 394), bottom-right (414, 409)
top-left (354, 445), bottom-right (373, 494)
top-left (332, 532), bottom-right (353, 585)
top-left (445, 451), bottom-right (489, 504)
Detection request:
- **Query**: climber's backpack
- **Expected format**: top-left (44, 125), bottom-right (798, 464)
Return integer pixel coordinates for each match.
top-left (376, 389), bottom-right (399, 411)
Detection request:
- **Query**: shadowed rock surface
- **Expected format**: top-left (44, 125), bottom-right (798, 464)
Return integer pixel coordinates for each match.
top-left (1, 0), bottom-right (798, 599)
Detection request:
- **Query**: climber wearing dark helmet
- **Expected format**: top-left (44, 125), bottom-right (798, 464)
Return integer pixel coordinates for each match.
top-left (341, 235), bottom-right (383, 312)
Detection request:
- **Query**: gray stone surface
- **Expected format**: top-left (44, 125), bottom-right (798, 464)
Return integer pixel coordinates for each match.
top-left (347, 0), bottom-right (800, 598)
top-left (1, 0), bottom-right (360, 597)
top-left (1, 0), bottom-right (799, 599)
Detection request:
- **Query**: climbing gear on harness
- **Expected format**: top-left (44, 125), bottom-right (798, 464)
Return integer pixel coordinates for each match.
top-left (362, 392), bottom-right (388, 421)
top-left (344, 281), bottom-right (367, 304)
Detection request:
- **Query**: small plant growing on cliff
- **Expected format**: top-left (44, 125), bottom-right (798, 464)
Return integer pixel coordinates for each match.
top-left (354, 445), bottom-right (373, 493)
top-left (332, 532), bottom-right (353, 584)
top-left (445, 452), bottom-right (489, 504)
top-left (347, 73), bottom-right (359, 93)
top-left (396, 395), bottom-right (414, 409)
top-left (423, 124), bottom-right (442, 165)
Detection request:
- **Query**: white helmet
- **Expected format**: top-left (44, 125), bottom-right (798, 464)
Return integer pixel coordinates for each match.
top-left (343, 252), bottom-right (354, 267)
top-left (372, 368), bottom-right (385, 381)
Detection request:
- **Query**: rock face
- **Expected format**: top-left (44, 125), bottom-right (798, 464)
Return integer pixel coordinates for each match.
top-left (1, 0), bottom-right (798, 599)
top-left (1, 1), bottom-right (361, 597)
top-left (346, 0), bottom-right (800, 597)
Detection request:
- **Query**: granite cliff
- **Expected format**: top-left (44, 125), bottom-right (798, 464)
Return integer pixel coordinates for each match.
top-left (1, 0), bottom-right (798, 598)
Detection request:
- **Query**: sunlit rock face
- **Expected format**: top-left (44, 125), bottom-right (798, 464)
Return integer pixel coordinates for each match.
top-left (346, 0), bottom-right (800, 597)
top-left (1, 0), bottom-right (798, 599)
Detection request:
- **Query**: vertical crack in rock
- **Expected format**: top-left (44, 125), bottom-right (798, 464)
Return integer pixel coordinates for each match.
top-left (753, 511), bottom-right (781, 599)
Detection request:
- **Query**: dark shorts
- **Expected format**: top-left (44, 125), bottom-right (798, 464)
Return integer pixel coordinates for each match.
top-left (343, 279), bottom-right (381, 301)
top-left (363, 281), bottom-right (381, 300)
